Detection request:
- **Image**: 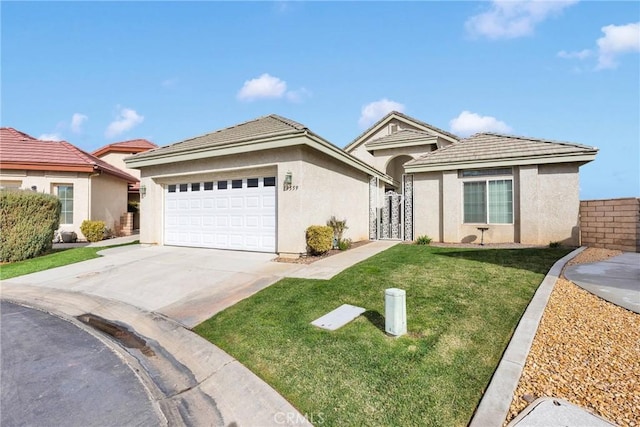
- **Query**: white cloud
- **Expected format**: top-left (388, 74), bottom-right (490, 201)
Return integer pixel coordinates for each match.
top-left (285, 87), bottom-right (312, 103)
top-left (596, 22), bottom-right (640, 69)
top-left (161, 78), bottom-right (179, 88)
top-left (38, 133), bottom-right (63, 141)
top-left (465, 0), bottom-right (578, 40)
top-left (449, 111), bottom-right (512, 137)
top-left (557, 49), bottom-right (592, 60)
top-left (105, 107), bottom-right (144, 139)
top-left (70, 113), bottom-right (88, 134)
top-left (237, 73), bottom-right (287, 101)
top-left (358, 99), bottom-right (405, 128)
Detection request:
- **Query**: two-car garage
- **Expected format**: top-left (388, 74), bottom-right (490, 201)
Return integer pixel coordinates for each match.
top-left (164, 176), bottom-right (276, 252)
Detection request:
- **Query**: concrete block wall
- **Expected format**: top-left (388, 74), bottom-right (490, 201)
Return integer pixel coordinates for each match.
top-left (580, 198), bottom-right (640, 252)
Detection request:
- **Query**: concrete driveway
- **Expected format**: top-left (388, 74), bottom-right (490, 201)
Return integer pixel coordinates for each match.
top-left (2, 244), bottom-right (299, 328)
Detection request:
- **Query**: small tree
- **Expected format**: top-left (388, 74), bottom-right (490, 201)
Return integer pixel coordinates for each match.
top-left (327, 216), bottom-right (348, 248)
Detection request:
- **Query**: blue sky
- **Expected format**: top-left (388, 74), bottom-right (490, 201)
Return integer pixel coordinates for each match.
top-left (2, 1), bottom-right (638, 199)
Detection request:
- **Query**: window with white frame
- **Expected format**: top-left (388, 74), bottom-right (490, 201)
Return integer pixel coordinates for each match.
top-left (55, 185), bottom-right (74, 224)
top-left (462, 169), bottom-right (513, 224)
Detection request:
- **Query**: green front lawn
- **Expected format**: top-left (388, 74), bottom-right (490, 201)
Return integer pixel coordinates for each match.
top-left (195, 245), bottom-right (570, 427)
top-left (0, 242), bottom-right (139, 280)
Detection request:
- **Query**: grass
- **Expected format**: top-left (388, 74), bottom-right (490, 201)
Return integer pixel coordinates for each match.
top-left (195, 245), bottom-right (571, 427)
top-left (0, 241), bottom-right (139, 280)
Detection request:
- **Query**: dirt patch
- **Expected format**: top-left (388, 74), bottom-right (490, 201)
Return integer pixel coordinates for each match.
top-left (275, 240), bottom-right (372, 264)
top-left (506, 249), bottom-right (638, 426)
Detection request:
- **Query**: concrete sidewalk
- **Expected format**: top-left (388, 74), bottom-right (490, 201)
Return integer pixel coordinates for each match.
top-left (564, 252), bottom-right (640, 314)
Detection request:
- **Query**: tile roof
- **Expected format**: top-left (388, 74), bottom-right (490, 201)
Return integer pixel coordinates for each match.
top-left (131, 114), bottom-right (308, 160)
top-left (0, 127), bottom-right (38, 143)
top-left (0, 127), bottom-right (138, 182)
top-left (405, 132), bottom-right (598, 169)
top-left (364, 129), bottom-right (438, 148)
top-left (92, 139), bottom-right (157, 157)
top-left (346, 111), bottom-right (459, 151)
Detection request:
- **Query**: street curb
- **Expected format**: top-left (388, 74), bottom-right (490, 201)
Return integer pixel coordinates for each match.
top-left (469, 246), bottom-right (586, 427)
top-left (0, 285), bottom-right (312, 427)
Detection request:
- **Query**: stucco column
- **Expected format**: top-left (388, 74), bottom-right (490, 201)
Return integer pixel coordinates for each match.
top-left (518, 165), bottom-right (539, 243)
top-left (442, 170), bottom-right (459, 242)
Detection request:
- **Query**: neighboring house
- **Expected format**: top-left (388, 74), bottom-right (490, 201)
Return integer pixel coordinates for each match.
top-left (92, 138), bottom-right (158, 204)
top-left (0, 127), bottom-right (138, 240)
top-left (125, 112), bottom-right (597, 256)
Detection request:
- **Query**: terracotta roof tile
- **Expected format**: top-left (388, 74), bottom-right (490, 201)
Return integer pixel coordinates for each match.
top-left (0, 127), bottom-right (38, 143)
top-left (92, 139), bottom-right (157, 157)
top-left (0, 127), bottom-right (138, 182)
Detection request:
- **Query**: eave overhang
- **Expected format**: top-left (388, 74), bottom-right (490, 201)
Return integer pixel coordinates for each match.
top-left (404, 152), bottom-right (598, 173)
top-left (125, 132), bottom-right (394, 185)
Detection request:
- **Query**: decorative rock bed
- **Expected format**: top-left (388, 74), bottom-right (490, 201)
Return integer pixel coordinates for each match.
top-left (505, 248), bottom-right (639, 427)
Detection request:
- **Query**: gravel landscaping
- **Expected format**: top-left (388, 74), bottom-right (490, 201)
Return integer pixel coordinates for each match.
top-left (505, 248), bottom-right (639, 427)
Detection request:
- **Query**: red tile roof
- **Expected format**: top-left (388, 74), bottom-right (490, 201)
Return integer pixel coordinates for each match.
top-left (92, 139), bottom-right (157, 157)
top-left (0, 127), bottom-right (138, 182)
top-left (1, 127), bottom-right (38, 143)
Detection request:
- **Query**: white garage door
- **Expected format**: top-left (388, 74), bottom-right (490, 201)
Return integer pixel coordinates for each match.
top-left (164, 176), bottom-right (276, 252)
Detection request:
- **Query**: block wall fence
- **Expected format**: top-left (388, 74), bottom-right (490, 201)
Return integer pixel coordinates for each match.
top-left (579, 198), bottom-right (640, 252)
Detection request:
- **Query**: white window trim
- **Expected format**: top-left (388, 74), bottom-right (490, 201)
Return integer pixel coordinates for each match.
top-left (461, 177), bottom-right (514, 225)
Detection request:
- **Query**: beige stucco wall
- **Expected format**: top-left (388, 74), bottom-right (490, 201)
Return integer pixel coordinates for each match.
top-left (98, 152), bottom-right (141, 180)
top-left (90, 173), bottom-right (129, 233)
top-left (411, 163), bottom-right (582, 245)
top-left (0, 169), bottom-right (91, 238)
top-left (136, 144), bottom-right (371, 255)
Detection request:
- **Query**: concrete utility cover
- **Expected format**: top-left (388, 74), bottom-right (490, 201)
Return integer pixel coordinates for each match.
top-left (311, 304), bottom-right (366, 330)
top-left (508, 398), bottom-right (616, 427)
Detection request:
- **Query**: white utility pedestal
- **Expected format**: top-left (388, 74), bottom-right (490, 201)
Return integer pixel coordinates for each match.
top-left (385, 288), bottom-right (407, 337)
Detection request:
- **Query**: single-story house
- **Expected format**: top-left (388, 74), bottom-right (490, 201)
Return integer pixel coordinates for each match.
top-left (0, 127), bottom-right (139, 240)
top-left (125, 112), bottom-right (597, 256)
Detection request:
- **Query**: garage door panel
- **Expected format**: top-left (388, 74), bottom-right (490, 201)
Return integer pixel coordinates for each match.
top-left (165, 177), bottom-right (276, 252)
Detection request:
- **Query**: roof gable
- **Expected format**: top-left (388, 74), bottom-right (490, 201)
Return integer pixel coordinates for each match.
top-left (92, 139), bottom-right (157, 157)
top-left (125, 114), bottom-right (395, 185)
top-left (344, 111), bottom-right (459, 153)
top-left (0, 128), bottom-right (137, 182)
top-left (405, 132), bottom-right (598, 172)
top-left (131, 114), bottom-right (307, 160)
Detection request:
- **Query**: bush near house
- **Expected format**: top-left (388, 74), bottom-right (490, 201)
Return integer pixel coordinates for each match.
top-left (80, 220), bottom-right (106, 242)
top-left (0, 190), bottom-right (61, 262)
top-left (306, 225), bottom-right (333, 255)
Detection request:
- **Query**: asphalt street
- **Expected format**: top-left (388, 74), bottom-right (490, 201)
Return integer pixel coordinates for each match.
top-left (0, 301), bottom-right (163, 427)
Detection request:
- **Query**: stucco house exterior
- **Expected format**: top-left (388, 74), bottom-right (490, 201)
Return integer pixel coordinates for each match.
top-left (125, 112), bottom-right (597, 256)
top-left (0, 127), bottom-right (138, 240)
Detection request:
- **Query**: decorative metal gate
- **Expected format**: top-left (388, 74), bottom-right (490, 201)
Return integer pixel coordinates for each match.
top-left (380, 191), bottom-right (403, 239)
top-left (378, 174), bottom-right (413, 241)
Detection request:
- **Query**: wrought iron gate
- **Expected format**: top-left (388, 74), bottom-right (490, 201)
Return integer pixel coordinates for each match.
top-left (380, 191), bottom-right (403, 239)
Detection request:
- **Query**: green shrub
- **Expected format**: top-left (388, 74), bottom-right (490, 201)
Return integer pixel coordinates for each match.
top-left (80, 220), bottom-right (106, 242)
top-left (337, 238), bottom-right (352, 251)
top-left (306, 225), bottom-right (333, 255)
top-left (415, 235), bottom-right (432, 245)
top-left (0, 190), bottom-right (61, 262)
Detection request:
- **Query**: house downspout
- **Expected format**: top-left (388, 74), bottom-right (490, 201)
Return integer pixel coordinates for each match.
top-left (88, 166), bottom-right (101, 221)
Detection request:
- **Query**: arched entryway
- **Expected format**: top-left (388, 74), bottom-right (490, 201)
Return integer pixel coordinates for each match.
top-left (385, 155), bottom-right (413, 191)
